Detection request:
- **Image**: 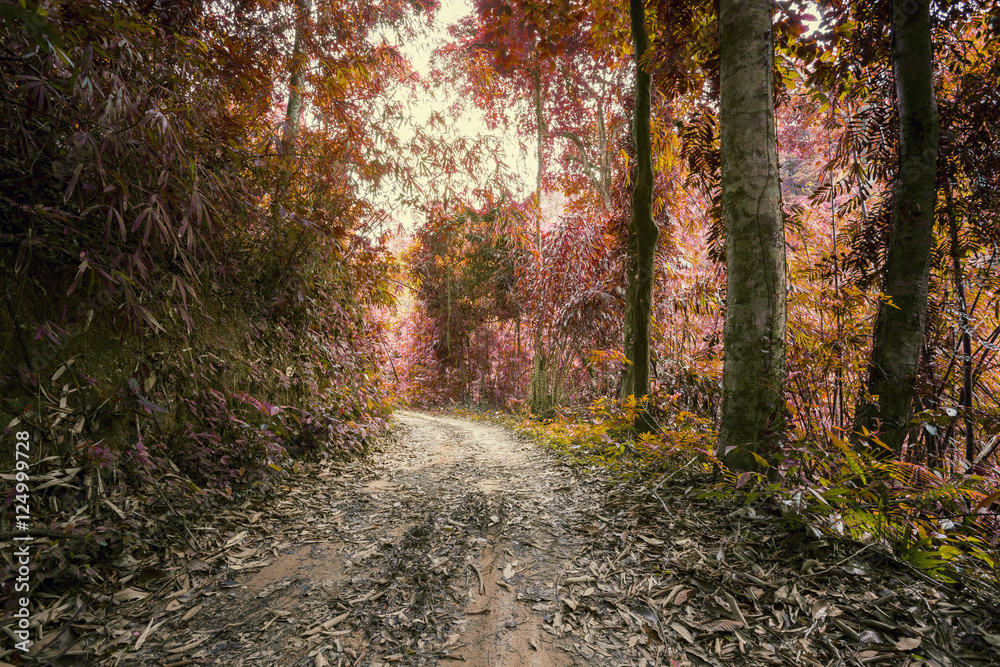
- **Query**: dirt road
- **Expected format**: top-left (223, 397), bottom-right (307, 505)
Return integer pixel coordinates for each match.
top-left (95, 411), bottom-right (999, 667)
top-left (114, 410), bottom-right (628, 666)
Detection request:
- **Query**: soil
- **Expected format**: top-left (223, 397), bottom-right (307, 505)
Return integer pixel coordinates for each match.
top-left (104, 410), bottom-right (611, 666)
top-left (22, 410), bottom-right (1000, 666)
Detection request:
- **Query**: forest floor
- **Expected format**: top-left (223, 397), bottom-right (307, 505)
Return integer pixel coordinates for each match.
top-left (24, 411), bottom-right (1000, 667)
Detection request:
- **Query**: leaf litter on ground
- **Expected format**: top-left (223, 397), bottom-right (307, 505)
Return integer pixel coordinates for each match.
top-left (15, 410), bottom-right (1000, 667)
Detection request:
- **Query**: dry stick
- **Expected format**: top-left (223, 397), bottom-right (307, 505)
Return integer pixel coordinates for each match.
top-left (135, 417), bottom-right (202, 551)
top-left (469, 563), bottom-right (485, 595)
top-left (147, 469), bottom-right (201, 551)
top-left (351, 645), bottom-right (369, 667)
top-left (553, 571), bottom-right (563, 610)
top-left (651, 486), bottom-right (675, 522)
top-left (933, 248), bottom-right (999, 397)
top-left (962, 435), bottom-right (1000, 475)
top-left (793, 543), bottom-right (880, 579)
top-left (653, 455), bottom-right (698, 491)
top-left (376, 327), bottom-right (400, 385)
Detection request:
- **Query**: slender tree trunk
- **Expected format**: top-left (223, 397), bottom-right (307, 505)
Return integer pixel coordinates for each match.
top-left (529, 67), bottom-right (551, 416)
top-left (852, 0), bottom-right (939, 454)
top-left (275, 0), bottom-right (310, 213)
top-left (284, 0), bottom-right (308, 149)
top-left (515, 313), bottom-right (520, 356)
top-left (621, 282), bottom-right (636, 401)
top-left (446, 276), bottom-right (451, 359)
top-left (827, 92), bottom-right (846, 430)
top-left (945, 181), bottom-right (975, 463)
top-left (717, 0), bottom-right (787, 471)
top-left (597, 95), bottom-right (611, 197)
top-left (621, 0), bottom-right (659, 433)
top-left (533, 67), bottom-right (544, 247)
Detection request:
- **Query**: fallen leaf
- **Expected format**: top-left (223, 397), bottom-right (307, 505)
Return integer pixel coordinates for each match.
top-left (112, 588), bottom-right (148, 603)
top-left (166, 634), bottom-right (211, 654)
top-left (859, 629), bottom-right (884, 644)
top-left (701, 619), bottom-right (744, 633)
top-left (224, 530), bottom-right (249, 547)
top-left (180, 603), bottom-right (204, 623)
top-left (670, 621), bottom-right (695, 643)
top-left (187, 559), bottom-right (211, 572)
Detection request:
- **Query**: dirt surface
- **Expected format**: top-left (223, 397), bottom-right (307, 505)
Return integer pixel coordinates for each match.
top-left (25, 410), bottom-right (1000, 666)
top-left (106, 410), bottom-right (615, 666)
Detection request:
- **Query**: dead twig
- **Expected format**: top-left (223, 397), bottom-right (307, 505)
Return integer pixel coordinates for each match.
top-left (469, 563), bottom-right (485, 595)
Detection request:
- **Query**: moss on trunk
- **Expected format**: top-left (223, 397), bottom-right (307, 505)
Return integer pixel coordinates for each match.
top-left (852, 0), bottom-right (939, 454)
top-left (717, 0), bottom-right (787, 470)
top-left (622, 0), bottom-right (659, 433)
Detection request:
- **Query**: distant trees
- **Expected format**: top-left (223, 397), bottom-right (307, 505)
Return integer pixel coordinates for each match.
top-left (448, 0), bottom-right (624, 416)
top-left (402, 205), bottom-right (523, 404)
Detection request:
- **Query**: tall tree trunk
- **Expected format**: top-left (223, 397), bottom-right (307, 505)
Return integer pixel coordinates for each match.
top-left (529, 67), bottom-right (552, 416)
top-left (284, 0), bottom-right (308, 149)
top-left (621, 0), bottom-right (659, 433)
top-left (717, 0), bottom-right (787, 471)
top-left (852, 0), bottom-right (939, 454)
top-left (275, 0), bottom-right (310, 212)
top-left (945, 180), bottom-right (974, 463)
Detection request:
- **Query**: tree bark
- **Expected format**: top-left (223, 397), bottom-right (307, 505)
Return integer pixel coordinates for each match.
top-left (852, 0), bottom-right (939, 454)
top-left (275, 0), bottom-right (311, 212)
top-left (945, 180), bottom-right (974, 462)
top-left (529, 67), bottom-right (552, 416)
top-left (717, 0), bottom-right (787, 470)
top-left (621, 0), bottom-right (659, 433)
top-left (283, 0), bottom-right (309, 149)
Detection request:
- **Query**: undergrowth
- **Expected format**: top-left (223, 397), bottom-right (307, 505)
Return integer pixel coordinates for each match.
top-left (455, 397), bottom-right (1000, 604)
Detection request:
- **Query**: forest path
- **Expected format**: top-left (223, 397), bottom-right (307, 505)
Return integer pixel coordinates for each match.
top-left (112, 410), bottom-right (619, 667)
top-left (102, 411), bottom-right (998, 667)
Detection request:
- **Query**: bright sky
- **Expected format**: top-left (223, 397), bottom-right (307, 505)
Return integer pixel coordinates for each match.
top-left (374, 0), bottom-right (536, 234)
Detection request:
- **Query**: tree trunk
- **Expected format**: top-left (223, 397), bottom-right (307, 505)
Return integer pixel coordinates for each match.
top-left (275, 0), bottom-right (311, 212)
top-left (284, 0), bottom-right (308, 149)
top-left (621, 0), bottom-right (659, 433)
top-left (852, 0), bottom-right (939, 454)
top-left (717, 0), bottom-right (787, 471)
top-left (945, 180), bottom-right (974, 463)
top-left (529, 67), bottom-right (552, 417)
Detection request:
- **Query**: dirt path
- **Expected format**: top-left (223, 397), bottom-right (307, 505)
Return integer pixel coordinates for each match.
top-left (64, 411), bottom-right (999, 667)
top-left (109, 410), bottom-right (620, 666)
